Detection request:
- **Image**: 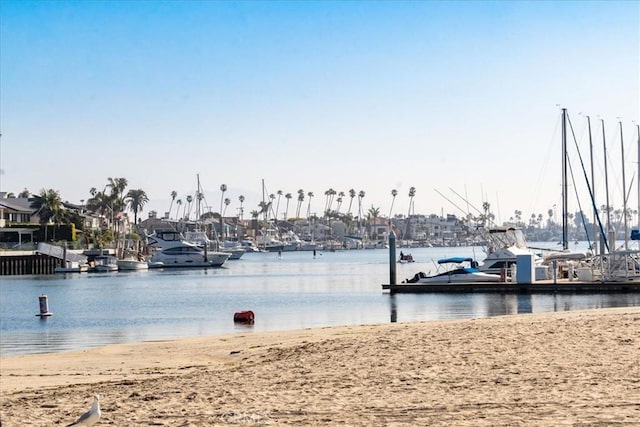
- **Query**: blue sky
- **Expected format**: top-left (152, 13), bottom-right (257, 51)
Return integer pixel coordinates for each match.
top-left (1, 1), bottom-right (638, 224)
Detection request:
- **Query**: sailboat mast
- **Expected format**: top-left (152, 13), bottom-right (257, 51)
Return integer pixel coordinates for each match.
top-left (561, 108), bottom-right (569, 250)
top-left (619, 121), bottom-right (628, 251)
top-left (602, 118), bottom-right (612, 249)
top-left (587, 115), bottom-right (597, 255)
top-left (637, 124), bottom-right (640, 237)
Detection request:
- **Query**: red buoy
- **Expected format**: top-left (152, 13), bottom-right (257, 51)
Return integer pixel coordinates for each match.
top-left (233, 310), bottom-right (255, 324)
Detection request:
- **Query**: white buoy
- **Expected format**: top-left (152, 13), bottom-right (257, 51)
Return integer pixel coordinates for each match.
top-left (36, 294), bottom-right (53, 317)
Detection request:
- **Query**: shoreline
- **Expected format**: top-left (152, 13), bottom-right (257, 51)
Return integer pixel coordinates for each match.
top-left (2, 307), bottom-right (639, 425)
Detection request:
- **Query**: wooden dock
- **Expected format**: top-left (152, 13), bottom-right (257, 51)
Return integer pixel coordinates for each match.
top-left (382, 279), bottom-right (640, 294)
top-left (0, 252), bottom-right (59, 276)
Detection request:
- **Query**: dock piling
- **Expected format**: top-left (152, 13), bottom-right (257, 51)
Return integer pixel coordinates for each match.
top-left (389, 231), bottom-right (396, 285)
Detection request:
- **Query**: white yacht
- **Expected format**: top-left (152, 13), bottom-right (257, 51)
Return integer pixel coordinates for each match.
top-left (148, 243), bottom-right (230, 268)
top-left (146, 230), bottom-right (231, 268)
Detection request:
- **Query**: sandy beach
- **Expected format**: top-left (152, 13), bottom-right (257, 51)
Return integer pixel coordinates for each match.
top-left (1, 307), bottom-right (639, 426)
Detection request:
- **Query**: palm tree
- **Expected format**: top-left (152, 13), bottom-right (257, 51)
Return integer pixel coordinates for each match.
top-left (219, 184), bottom-right (227, 239)
top-left (357, 190), bottom-right (365, 220)
top-left (126, 189), bottom-right (149, 226)
top-left (275, 190), bottom-right (283, 220)
top-left (284, 193), bottom-right (292, 220)
top-left (296, 189), bottom-right (304, 218)
top-left (347, 189), bottom-right (356, 215)
top-left (223, 198), bottom-right (231, 217)
top-left (357, 191), bottom-right (365, 236)
top-left (196, 188), bottom-right (204, 220)
top-left (185, 195), bottom-right (193, 220)
top-left (405, 187), bottom-right (416, 239)
top-left (176, 199), bottom-right (183, 219)
top-left (389, 189), bottom-right (398, 223)
top-left (86, 189), bottom-right (115, 230)
top-left (306, 191), bottom-right (314, 218)
top-left (31, 189), bottom-right (65, 241)
top-left (269, 193), bottom-right (276, 220)
top-left (514, 210), bottom-right (522, 226)
top-left (169, 190), bottom-right (177, 219)
top-left (106, 177), bottom-right (128, 212)
top-left (324, 189), bottom-right (331, 213)
top-left (106, 177), bottom-right (128, 242)
top-left (335, 191), bottom-right (345, 214)
top-left (258, 201), bottom-right (270, 220)
top-left (238, 195), bottom-right (245, 220)
top-left (324, 188), bottom-right (336, 213)
top-left (407, 187), bottom-right (416, 216)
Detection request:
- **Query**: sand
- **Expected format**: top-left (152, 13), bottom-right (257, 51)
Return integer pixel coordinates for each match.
top-left (1, 307), bottom-right (639, 426)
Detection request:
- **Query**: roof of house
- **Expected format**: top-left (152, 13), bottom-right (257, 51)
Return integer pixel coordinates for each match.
top-left (0, 197), bottom-right (37, 213)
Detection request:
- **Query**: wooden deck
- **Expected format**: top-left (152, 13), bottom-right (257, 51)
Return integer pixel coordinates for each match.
top-left (382, 279), bottom-right (640, 294)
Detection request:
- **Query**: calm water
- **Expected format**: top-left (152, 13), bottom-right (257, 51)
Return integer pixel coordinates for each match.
top-left (2, 245), bottom-right (639, 356)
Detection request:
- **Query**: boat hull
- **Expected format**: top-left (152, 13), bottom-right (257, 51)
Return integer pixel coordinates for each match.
top-left (117, 259), bottom-right (149, 271)
top-left (148, 252), bottom-right (230, 268)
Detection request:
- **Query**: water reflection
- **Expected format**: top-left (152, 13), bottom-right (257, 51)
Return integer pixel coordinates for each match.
top-left (517, 294), bottom-right (532, 314)
top-left (2, 248), bottom-right (639, 356)
top-left (388, 292), bottom-right (640, 323)
top-left (389, 295), bottom-right (397, 323)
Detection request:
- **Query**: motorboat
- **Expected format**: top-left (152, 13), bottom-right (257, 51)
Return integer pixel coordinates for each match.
top-left (92, 255), bottom-right (119, 272)
top-left (117, 258), bottom-right (149, 271)
top-left (220, 240), bottom-right (249, 259)
top-left (280, 231), bottom-right (304, 251)
top-left (148, 243), bottom-right (230, 268)
top-left (476, 226), bottom-right (544, 274)
top-left (146, 231), bottom-right (231, 268)
top-left (240, 239), bottom-right (263, 253)
top-left (398, 252), bottom-right (415, 263)
top-left (404, 257), bottom-right (502, 283)
top-left (146, 230), bottom-right (189, 250)
top-left (117, 251), bottom-right (149, 271)
top-left (147, 232), bottom-right (231, 267)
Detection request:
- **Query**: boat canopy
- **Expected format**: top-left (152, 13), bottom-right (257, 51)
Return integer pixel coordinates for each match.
top-left (437, 257), bottom-right (473, 264)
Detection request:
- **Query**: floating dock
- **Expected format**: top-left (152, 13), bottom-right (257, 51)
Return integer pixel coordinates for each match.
top-left (382, 279), bottom-right (640, 294)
